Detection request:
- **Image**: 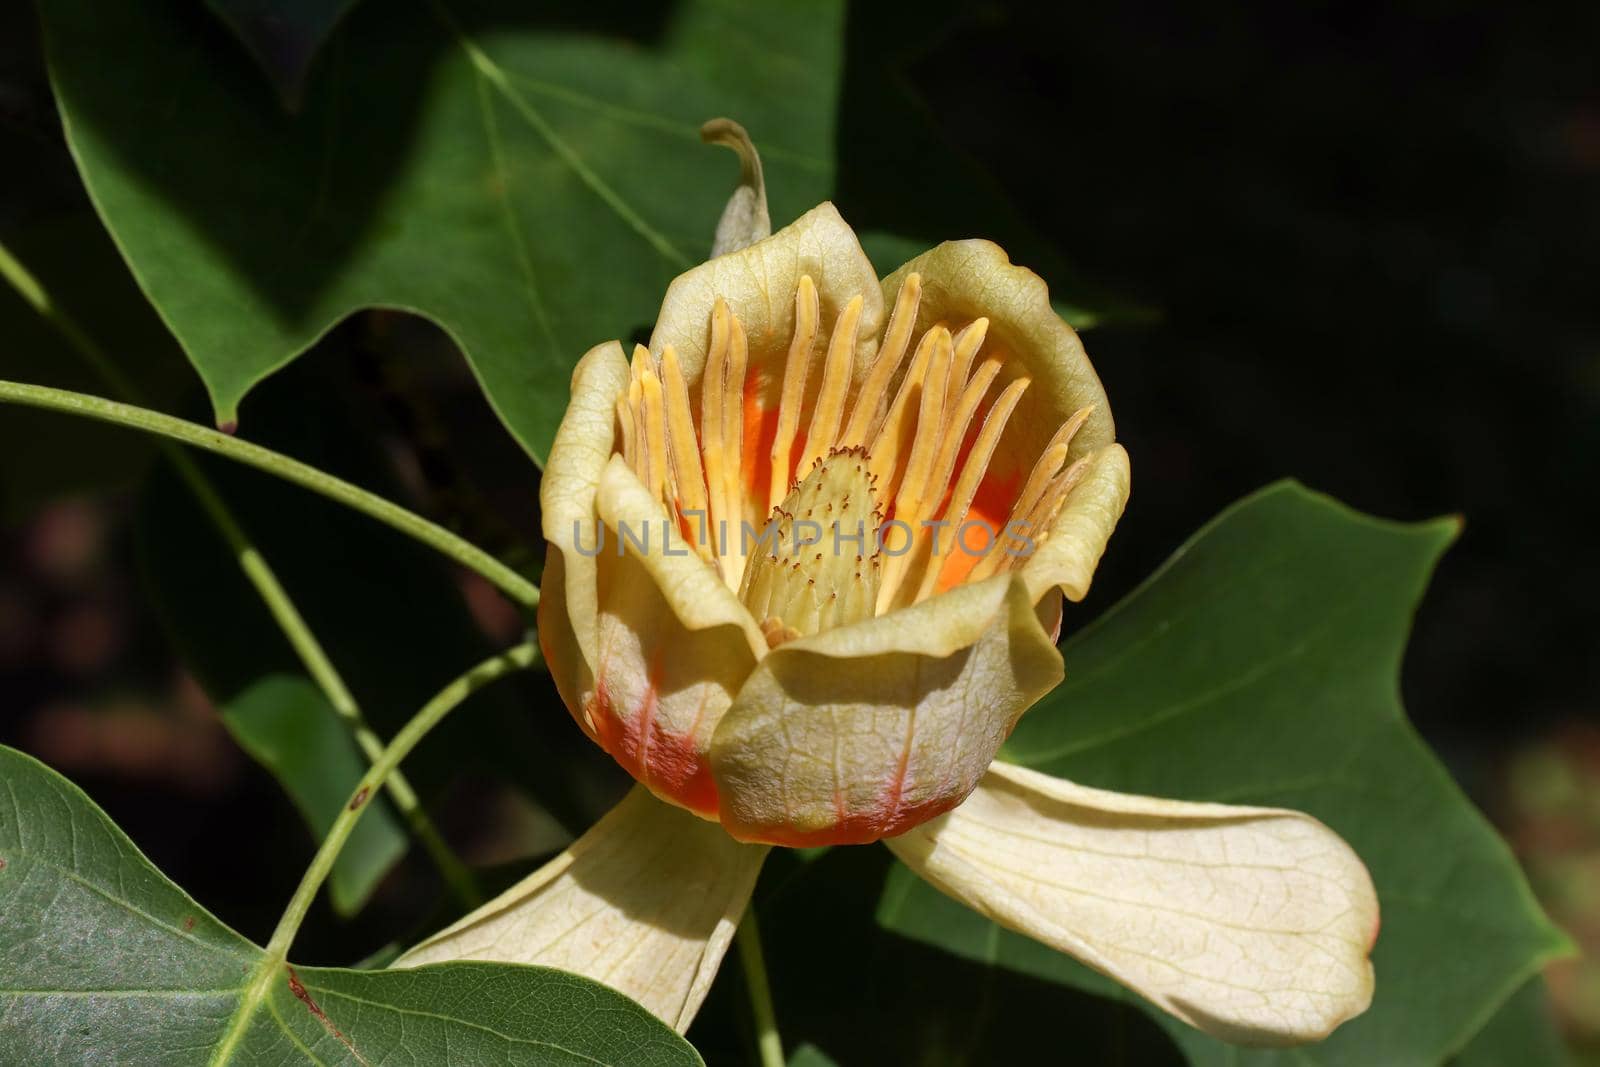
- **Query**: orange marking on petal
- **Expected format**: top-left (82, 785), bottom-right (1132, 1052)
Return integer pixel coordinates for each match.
top-left (721, 793), bottom-right (962, 847)
top-left (741, 371), bottom-right (780, 525)
top-left (587, 678), bottom-right (720, 817)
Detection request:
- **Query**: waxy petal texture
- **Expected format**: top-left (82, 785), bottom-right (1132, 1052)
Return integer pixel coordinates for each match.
top-left (710, 575), bottom-right (1063, 844)
top-left (589, 456), bottom-right (767, 812)
top-left (886, 760), bottom-right (1379, 1045)
top-left (882, 240), bottom-right (1114, 483)
top-left (649, 202), bottom-right (884, 389)
top-left (395, 786), bottom-right (768, 1033)
top-left (538, 341), bottom-right (631, 728)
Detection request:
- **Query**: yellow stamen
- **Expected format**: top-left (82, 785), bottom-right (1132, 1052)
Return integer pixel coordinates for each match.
top-left (841, 273), bottom-right (921, 447)
top-left (634, 347), bottom-right (670, 504)
top-left (624, 276), bottom-right (1092, 620)
top-left (1007, 404), bottom-right (1094, 536)
top-left (996, 457), bottom-right (1090, 574)
top-left (866, 326), bottom-right (939, 502)
top-left (768, 275), bottom-right (819, 512)
top-left (877, 328), bottom-right (953, 608)
top-left (723, 311), bottom-right (748, 529)
top-left (925, 356), bottom-right (1004, 526)
top-left (660, 345), bottom-right (712, 561)
top-left (798, 294), bottom-right (863, 476)
top-left (945, 317), bottom-right (988, 412)
top-left (916, 375), bottom-right (1029, 600)
top-left (626, 375), bottom-right (646, 485)
top-left (701, 300), bottom-right (731, 571)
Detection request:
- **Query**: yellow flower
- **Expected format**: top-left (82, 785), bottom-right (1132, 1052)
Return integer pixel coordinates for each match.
top-left (398, 203), bottom-right (1378, 1047)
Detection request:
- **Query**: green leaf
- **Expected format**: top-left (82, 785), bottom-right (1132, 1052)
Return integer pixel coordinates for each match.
top-left (204, 0), bottom-right (362, 109)
top-left (788, 1043), bottom-right (839, 1067)
top-left (1451, 977), bottom-right (1570, 1067)
top-left (38, 0), bottom-right (841, 463)
top-left (134, 360), bottom-right (614, 844)
top-left (878, 482), bottom-right (1572, 1065)
top-left (222, 675), bottom-right (408, 917)
top-left (0, 743), bottom-right (703, 1065)
top-left (0, 212), bottom-right (193, 520)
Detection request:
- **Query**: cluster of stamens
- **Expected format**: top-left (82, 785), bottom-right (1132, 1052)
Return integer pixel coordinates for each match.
top-left (617, 272), bottom-right (1091, 644)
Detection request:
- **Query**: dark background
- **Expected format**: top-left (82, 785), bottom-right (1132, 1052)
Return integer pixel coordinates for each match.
top-left (2, 1), bottom-right (1595, 1063)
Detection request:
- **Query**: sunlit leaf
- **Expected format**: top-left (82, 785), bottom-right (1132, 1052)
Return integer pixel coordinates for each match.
top-left (0, 743), bottom-right (703, 1065)
top-left (38, 0), bottom-right (842, 463)
top-left (878, 482), bottom-right (1571, 1064)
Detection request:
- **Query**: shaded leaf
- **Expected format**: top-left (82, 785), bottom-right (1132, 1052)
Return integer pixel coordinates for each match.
top-left (133, 358), bottom-right (615, 852)
top-left (204, 0), bottom-right (360, 109)
top-left (1451, 976), bottom-right (1570, 1067)
top-left (879, 482), bottom-right (1571, 1065)
top-left (39, 0), bottom-right (842, 462)
top-left (0, 212), bottom-right (192, 519)
top-left (0, 743), bottom-right (703, 1065)
top-left (222, 674), bottom-right (407, 917)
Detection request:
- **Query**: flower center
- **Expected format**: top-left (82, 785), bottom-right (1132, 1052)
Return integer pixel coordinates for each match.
top-left (616, 272), bottom-right (1094, 639)
top-left (737, 446), bottom-right (882, 646)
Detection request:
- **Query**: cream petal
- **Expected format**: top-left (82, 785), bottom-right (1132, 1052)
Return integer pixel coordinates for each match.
top-left (649, 202), bottom-right (884, 390)
top-left (710, 574), bottom-right (1063, 845)
top-left (886, 761), bottom-right (1379, 1046)
top-left (1019, 443), bottom-right (1132, 604)
top-left (538, 340), bottom-right (632, 726)
top-left (586, 455), bottom-right (766, 813)
top-left (395, 785), bottom-right (769, 1034)
top-left (882, 241), bottom-right (1113, 502)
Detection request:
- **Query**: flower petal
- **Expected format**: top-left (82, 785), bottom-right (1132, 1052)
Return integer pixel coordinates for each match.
top-left (882, 240), bottom-right (1113, 466)
top-left (589, 455), bottom-right (766, 813)
top-left (1020, 442), bottom-right (1132, 603)
top-left (649, 202), bottom-right (884, 390)
top-left (886, 760), bottom-right (1379, 1045)
top-left (710, 574), bottom-right (1064, 845)
top-left (538, 340), bottom-right (632, 731)
top-left (395, 785), bottom-right (768, 1033)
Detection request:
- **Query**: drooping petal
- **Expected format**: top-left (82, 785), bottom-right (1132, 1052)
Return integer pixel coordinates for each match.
top-left (395, 785), bottom-right (769, 1034)
top-left (886, 760), bottom-right (1379, 1046)
top-left (589, 455), bottom-right (767, 814)
top-left (710, 574), bottom-right (1063, 845)
top-left (538, 341), bottom-right (632, 733)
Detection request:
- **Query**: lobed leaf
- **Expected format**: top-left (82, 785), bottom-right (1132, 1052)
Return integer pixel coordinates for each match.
top-left (878, 481), bottom-right (1571, 1064)
top-left (38, 0), bottom-right (842, 463)
top-left (0, 743), bottom-right (702, 1065)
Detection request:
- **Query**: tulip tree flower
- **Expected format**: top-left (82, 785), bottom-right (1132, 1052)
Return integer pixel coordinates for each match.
top-left (399, 152), bottom-right (1379, 1046)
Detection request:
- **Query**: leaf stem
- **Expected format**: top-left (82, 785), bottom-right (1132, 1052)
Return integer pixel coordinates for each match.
top-left (213, 641), bottom-right (540, 1065)
top-left (736, 907), bottom-right (785, 1067)
top-left (0, 377), bottom-right (540, 607)
top-left (0, 242), bottom-right (486, 905)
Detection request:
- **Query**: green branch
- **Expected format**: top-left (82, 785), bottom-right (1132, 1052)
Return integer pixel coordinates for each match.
top-left (0, 377), bottom-right (539, 608)
top-left (212, 641), bottom-right (540, 1065)
top-left (736, 908), bottom-right (785, 1067)
top-left (0, 240), bottom-right (484, 905)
